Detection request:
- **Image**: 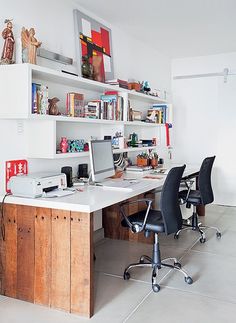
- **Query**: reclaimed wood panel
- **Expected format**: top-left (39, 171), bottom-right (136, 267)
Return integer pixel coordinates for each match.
top-left (103, 204), bottom-right (122, 240)
top-left (103, 194), bottom-right (154, 244)
top-left (70, 212), bottom-right (93, 317)
top-left (34, 208), bottom-right (51, 306)
top-left (2, 204), bottom-right (17, 297)
top-left (51, 209), bottom-right (70, 311)
top-left (17, 205), bottom-right (36, 302)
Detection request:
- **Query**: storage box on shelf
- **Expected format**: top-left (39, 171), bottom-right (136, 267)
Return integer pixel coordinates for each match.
top-left (0, 63), bottom-right (170, 159)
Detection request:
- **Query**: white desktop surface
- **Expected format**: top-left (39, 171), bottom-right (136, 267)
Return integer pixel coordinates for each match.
top-left (0, 165), bottom-right (199, 213)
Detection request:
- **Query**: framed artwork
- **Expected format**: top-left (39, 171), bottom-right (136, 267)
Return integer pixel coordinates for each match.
top-left (73, 9), bottom-right (114, 82)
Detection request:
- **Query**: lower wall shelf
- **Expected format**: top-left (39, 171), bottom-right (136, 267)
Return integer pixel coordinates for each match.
top-left (52, 146), bottom-right (158, 159)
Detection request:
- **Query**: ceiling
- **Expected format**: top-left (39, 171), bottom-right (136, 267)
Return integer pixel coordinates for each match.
top-left (74, 0), bottom-right (236, 58)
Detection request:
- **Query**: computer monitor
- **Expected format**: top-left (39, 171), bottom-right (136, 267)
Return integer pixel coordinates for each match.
top-left (89, 140), bottom-right (115, 182)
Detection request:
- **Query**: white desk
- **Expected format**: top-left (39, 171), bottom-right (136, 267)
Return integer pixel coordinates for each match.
top-left (0, 164), bottom-right (198, 212)
top-left (0, 164), bottom-right (199, 318)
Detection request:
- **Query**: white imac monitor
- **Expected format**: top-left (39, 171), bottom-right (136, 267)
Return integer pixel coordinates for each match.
top-left (89, 140), bottom-right (115, 182)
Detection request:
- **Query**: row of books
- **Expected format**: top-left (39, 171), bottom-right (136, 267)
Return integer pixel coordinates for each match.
top-left (84, 91), bottom-right (124, 121)
top-left (146, 104), bottom-right (168, 124)
top-left (32, 83), bottom-right (49, 114)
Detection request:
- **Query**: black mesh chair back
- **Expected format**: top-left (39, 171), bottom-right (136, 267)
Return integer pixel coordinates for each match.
top-left (198, 156), bottom-right (215, 205)
top-left (160, 165), bottom-right (186, 235)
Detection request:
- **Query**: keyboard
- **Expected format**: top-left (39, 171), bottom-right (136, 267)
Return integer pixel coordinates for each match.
top-left (101, 180), bottom-right (150, 192)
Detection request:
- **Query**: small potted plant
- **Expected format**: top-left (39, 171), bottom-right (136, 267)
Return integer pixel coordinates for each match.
top-left (149, 151), bottom-right (158, 168)
top-left (136, 152), bottom-right (149, 167)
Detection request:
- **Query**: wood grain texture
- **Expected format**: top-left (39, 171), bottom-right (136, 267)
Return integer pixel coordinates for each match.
top-left (70, 212), bottom-right (93, 317)
top-left (17, 205), bottom-right (36, 302)
top-left (103, 194), bottom-right (154, 244)
top-left (2, 204), bottom-right (17, 297)
top-left (51, 209), bottom-right (70, 311)
top-left (34, 207), bottom-right (51, 306)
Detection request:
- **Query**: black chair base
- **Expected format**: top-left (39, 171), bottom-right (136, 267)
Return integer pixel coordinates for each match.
top-left (174, 209), bottom-right (221, 243)
top-left (123, 233), bottom-right (193, 292)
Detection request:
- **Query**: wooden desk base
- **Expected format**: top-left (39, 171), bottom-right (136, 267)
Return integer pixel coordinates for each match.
top-left (0, 204), bottom-right (94, 318)
top-left (103, 194), bottom-right (154, 244)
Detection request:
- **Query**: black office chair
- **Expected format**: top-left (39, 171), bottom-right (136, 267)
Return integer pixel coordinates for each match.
top-left (119, 165), bottom-right (193, 292)
top-left (175, 156), bottom-right (221, 243)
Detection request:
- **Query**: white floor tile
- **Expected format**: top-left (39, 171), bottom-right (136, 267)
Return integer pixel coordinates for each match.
top-left (95, 238), bottom-right (187, 283)
top-left (125, 287), bottom-right (236, 323)
top-left (160, 251), bottom-right (236, 303)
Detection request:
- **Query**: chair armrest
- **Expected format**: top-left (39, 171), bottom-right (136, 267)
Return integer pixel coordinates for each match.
top-left (119, 199), bottom-right (153, 233)
top-left (180, 179), bottom-right (195, 202)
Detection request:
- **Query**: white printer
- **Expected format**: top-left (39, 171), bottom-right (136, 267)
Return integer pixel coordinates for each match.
top-left (9, 172), bottom-right (67, 198)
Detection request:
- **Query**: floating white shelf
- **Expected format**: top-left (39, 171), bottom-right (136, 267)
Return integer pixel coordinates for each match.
top-left (29, 114), bottom-right (165, 127)
top-left (53, 146), bottom-right (158, 159)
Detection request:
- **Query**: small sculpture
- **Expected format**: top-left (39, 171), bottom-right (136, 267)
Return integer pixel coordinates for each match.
top-left (141, 80), bottom-right (151, 94)
top-left (81, 55), bottom-right (93, 79)
top-left (21, 27), bottom-right (42, 65)
top-left (48, 97), bottom-right (60, 115)
top-left (1, 19), bottom-right (15, 65)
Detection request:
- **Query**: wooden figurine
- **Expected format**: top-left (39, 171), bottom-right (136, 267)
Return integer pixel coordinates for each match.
top-left (21, 27), bottom-right (42, 65)
top-left (1, 19), bottom-right (15, 65)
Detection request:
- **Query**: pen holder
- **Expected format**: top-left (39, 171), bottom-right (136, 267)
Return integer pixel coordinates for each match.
top-left (150, 158), bottom-right (158, 168)
top-left (137, 157), bottom-right (149, 167)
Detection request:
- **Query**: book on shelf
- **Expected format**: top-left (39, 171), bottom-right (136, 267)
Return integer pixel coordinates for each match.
top-left (32, 82), bottom-right (49, 114)
top-left (100, 93), bottom-right (124, 121)
top-left (146, 104), bottom-right (168, 124)
top-left (105, 79), bottom-right (129, 89)
top-left (66, 92), bottom-right (84, 117)
top-left (84, 100), bottom-right (101, 119)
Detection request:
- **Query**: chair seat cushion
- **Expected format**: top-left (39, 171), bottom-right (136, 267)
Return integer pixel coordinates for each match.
top-left (179, 190), bottom-right (202, 205)
top-left (121, 209), bottom-right (165, 234)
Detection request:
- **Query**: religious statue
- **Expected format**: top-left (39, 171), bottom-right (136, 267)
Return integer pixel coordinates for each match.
top-left (21, 27), bottom-right (42, 65)
top-left (1, 19), bottom-right (15, 65)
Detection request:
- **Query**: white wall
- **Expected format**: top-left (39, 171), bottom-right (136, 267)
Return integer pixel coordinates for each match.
top-left (172, 53), bottom-right (236, 206)
top-left (0, 0), bottom-right (171, 195)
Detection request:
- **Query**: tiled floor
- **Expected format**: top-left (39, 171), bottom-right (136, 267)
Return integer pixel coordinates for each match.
top-left (1, 205), bottom-right (236, 323)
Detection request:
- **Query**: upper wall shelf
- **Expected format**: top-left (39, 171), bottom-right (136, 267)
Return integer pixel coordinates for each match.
top-left (29, 114), bottom-right (165, 127)
top-left (0, 63), bottom-right (167, 120)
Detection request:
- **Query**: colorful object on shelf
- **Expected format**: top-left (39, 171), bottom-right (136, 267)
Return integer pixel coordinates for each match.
top-left (84, 142), bottom-right (89, 151)
top-left (74, 9), bottom-right (114, 82)
top-left (131, 133), bottom-right (138, 147)
top-left (67, 139), bottom-right (85, 153)
top-left (165, 123), bottom-right (172, 147)
top-left (141, 80), bottom-right (151, 93)
top-left (60, 137), bottom-right (68, 153)
top-left (5, 159), bottom-right (28, 193)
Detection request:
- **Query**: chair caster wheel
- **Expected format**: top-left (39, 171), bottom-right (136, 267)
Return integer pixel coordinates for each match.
top-left (174, 262), bottom-right (181, 269)
top-left (200, 237), bottom-right (206, 243)
top-left (123, 272), bottom-right (130, 280)
top-left (152, 284), bottom-right (160, 292)
top-left (216, 232), bottom-right (222, 239)
top-left (185, 276), bottom-right (193, 285)
top-left (174, 234), bottom-right (179, 240)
